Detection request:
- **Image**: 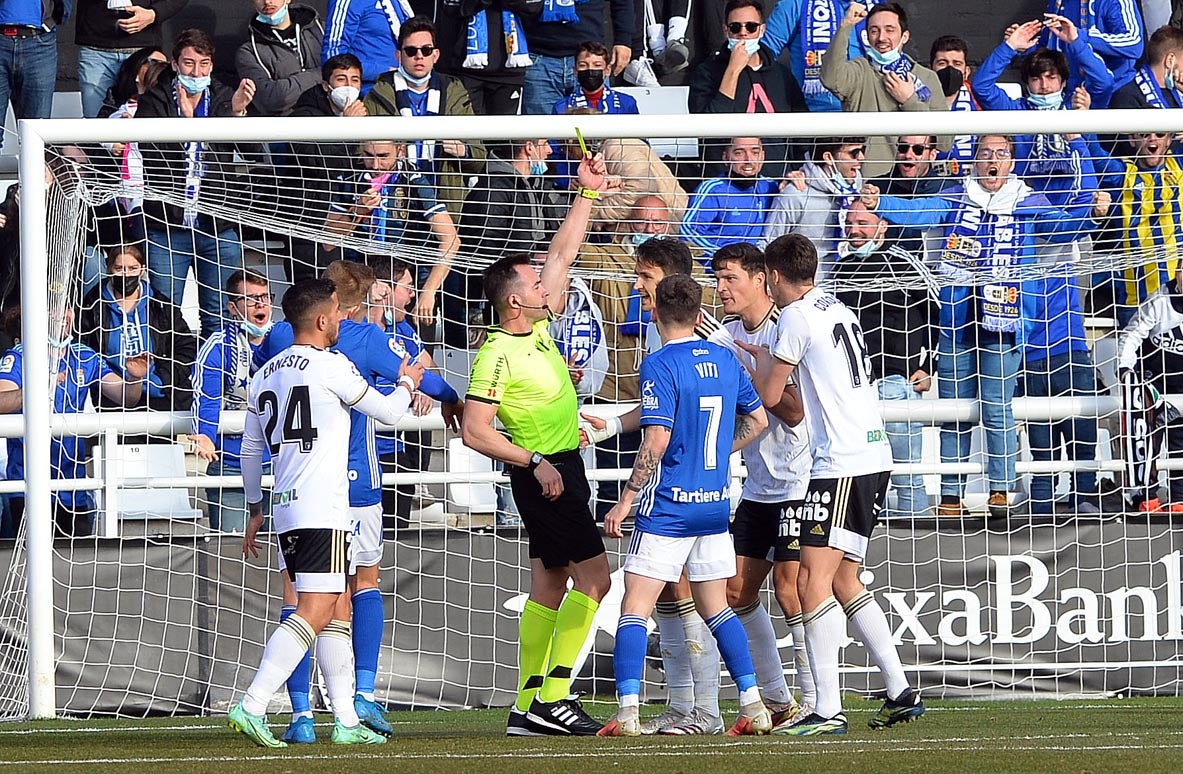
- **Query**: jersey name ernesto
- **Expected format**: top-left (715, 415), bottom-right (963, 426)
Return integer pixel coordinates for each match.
top-left (247, 345), bottom-right (369, 534)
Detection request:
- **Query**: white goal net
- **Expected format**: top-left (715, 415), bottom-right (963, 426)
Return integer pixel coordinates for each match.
top-left (3, 108), bottom-right (1183, 720)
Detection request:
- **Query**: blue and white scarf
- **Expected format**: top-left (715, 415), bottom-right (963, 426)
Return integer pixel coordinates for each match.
top-left (1133, 64), bottom-right (1180, 108)
top-left (541, 0), bottom-right (588, 24)
top-left (563, 84), bottom-right (631, 113)
top-left (173, 83), bottom-right (210, 228)
top-left (1026, 131), bottom-right (1075, 178)
top-left (378, 0), bottom-right (413, 38)
top-left (939, 178), bottom-right (1031, 333)
top-left (870, 54), bottom-right (932, 103)
top-left (801, 0), bottom-right (873, 97)
top-left (465, 10), bottom-right (531, 69)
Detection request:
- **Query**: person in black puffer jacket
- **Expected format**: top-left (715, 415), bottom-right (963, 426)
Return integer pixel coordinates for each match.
top-left (235, 2), bottom-right (325, 117)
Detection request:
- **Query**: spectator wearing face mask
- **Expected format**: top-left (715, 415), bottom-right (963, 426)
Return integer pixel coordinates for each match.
top-left (818, 2), bottom-right (946, 178)
top-left (235, 0), bottom-right (325, 117)
top-left (929, 35), bottom-right (978, 170)
top-left (187, 269), bottom-right (275, 533)
top-left (552, 40), bottom-right (639, 114)
top-left (77, 243), bottom-right (197, 412)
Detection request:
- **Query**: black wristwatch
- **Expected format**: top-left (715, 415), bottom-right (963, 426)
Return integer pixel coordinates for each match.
top-left (527, 451), bottom-right (544, 471)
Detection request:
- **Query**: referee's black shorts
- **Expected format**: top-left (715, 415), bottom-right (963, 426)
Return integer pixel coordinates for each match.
top-left (509, 449), bottom-right (605, 569)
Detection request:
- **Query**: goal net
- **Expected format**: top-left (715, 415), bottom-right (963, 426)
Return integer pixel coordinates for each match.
top-left (3, 108), bottom-right (1183, 720)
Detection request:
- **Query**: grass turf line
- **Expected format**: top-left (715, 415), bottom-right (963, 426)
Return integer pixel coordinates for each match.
top-left (2, 697), bottom-right (1183, 773)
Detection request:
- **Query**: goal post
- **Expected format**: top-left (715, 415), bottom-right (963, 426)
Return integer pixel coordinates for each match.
top-left (11, 106), bottom-right (1183, 720)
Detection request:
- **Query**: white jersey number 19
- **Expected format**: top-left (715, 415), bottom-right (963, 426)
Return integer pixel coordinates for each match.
top-left (258, 385), bottom-right (321, 454)
top-left (832, 321), bottom-right (873, 388)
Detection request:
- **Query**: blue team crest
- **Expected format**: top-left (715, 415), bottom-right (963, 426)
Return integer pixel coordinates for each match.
top-left (641, 380), bottom-right (658, 410)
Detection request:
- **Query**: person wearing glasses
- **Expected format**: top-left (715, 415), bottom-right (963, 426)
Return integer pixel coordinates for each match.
top-left (78, 243), bottom-right (197, 413)
top-left (187, 269), bottom-right (274, 533)
top-left (818, 2), bottom-right (945, 178)
top-left (860, 135), bottom-right (1106, 519)
top-left (689, 0), bottom-right (805, 178)
top-left (364, 15), bottom-right (485, 221)
top-left (870, 135), bottom-right (956, 254)
top-left (760, 136), bottom-right (867, 281)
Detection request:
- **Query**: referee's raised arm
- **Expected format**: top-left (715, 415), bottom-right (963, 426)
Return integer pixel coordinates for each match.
top-left (539, 153), bottom-right (621, 315)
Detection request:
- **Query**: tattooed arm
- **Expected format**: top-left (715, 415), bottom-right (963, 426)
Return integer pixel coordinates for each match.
top-left (603, 425), bottom-right (671, 539)
top-left (732, 405), bottom-right (769, 454)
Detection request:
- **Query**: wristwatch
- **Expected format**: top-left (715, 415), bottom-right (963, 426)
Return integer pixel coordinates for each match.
top-left (527, 451), bottom-right (544, 471)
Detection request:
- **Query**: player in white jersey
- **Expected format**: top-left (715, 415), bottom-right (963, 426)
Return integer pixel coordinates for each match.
top-left (227, 279), bottom-right (425, 749)
top-left (712, 243), bottom-right (815, 727)
top-left (740, 234), bottom-right (924, 736)
top-left (583, 236), bottom-right (731, 734)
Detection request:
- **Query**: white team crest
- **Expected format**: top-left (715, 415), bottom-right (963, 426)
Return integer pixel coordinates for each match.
top-left (640, 380), bottom-right (658, 410)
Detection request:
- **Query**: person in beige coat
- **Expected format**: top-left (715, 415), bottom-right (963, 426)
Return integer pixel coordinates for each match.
top-left (819, 2), bottom-right (946, 178)
top-left (563, 108), bottom-right (689, 228)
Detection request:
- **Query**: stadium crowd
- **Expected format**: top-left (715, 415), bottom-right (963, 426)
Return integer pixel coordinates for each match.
top-left (0, 0), bottom-right (1180, 534)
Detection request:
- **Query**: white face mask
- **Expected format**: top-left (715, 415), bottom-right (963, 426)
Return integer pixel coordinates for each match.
top-left (329, 85), bottom-right (360, 110)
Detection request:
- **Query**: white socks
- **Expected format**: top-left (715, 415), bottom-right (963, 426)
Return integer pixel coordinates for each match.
top-left (654, 601), bottom-right (694, 714)
top-left (316, 619), bottom-right (360, 727)
top-left (844, 590), bottom-right (910, 700)
top-left (735, 599), bottom-right (791, 704)
top-left (786, 612), bottom-right (816, 707)
top-left (802, 597), bottom-right (846, 719)
top-left (242, 613), bottom-right (316, 716)
top-left (681, 598), bottom-right (721, 717)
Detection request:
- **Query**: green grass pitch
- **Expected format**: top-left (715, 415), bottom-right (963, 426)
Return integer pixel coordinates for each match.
top-left (2, 698), bottom-right (1182, 773)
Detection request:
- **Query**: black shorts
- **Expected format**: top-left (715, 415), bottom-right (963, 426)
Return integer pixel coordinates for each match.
top-left (509, 449), bottom-right (605, 569)
top-left (799, 472), bottom-right (891, 561)
top-left (731, 499), bottom-right (783, 562)
top-left (280, 528), bottom-right (351, 593)
top-left (775, 499), bottom-right (805, 563)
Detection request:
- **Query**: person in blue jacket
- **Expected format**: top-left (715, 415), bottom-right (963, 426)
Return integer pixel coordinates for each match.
top-left (367, 258), bottom-right (463, 531)
top-left (682, 136), bottom-right (779, 258)
top-left (188, 269), bottom-right (275, 533)
top-left (973, 16), bottom-right (1113, 113)
top-left (1038, 0), bottom-right (1145, 93)
top-left (860, 134), bottom-right (1105, 519)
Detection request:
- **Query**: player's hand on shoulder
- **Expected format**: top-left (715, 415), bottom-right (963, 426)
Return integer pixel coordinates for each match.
top-left (533, 458), bottom-right (564, 500)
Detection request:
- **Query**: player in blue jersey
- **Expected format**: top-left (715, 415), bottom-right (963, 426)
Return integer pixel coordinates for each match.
top-left (256, 260), bottom-right (462, 742)
top-left (366, 259), bottom-right (462, 530)
top-left (598, 274), bottom-right (772, 738)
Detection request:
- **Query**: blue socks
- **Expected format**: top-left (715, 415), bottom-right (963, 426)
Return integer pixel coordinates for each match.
top-left (705, 608), bottom-right (757, 693)
top-left (352, 587), bottom-right (384, 700)
top-left (280, 605), bottom-right (312, 718)
top-left (613, 614), bottom-right (649, 699)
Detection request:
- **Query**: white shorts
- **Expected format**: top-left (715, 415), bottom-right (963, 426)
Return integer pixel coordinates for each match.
top-left (275, 528), bottom-right (351, 594)
top-left (623, 530), bottom-right (736, 583)
top-left (349, 503), bottom-right (384, 572)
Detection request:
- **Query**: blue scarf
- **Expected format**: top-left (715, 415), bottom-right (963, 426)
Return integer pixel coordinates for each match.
top-left (870, 53), bottom-right (932, 102)
top-left (565, 84), bottom-right (629, 113)
top-left (465, 10), bottom-right (532, 69)
top-left (1025, 130), bottom-right (1075, 178)
top-left (1133, 64), bottom-right (1179, 108)
top-left (939, 180), bottom-right (1029, 333)
top-left (173, 83), bottom-right (210, 228)
top-left (541, 0), bottom-right (587, 24)
top-left (801, 0), bottom-right (873, 97)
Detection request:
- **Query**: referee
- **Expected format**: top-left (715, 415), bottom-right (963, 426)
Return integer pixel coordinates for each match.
top-left (462, 152), bottom-right (616, 737)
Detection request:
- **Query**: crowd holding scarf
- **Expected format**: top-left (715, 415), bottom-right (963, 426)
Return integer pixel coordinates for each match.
top-left (464, 9), bottom-right (532, 69)
top-left (868, 51), bottom-right (932, 102)
top-left (800, 0), bottom-right (876, 97)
